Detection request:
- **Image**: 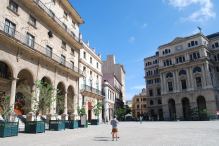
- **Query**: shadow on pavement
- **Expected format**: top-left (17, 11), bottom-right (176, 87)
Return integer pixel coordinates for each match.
top-left (93, 137), bottom-right (111, 141)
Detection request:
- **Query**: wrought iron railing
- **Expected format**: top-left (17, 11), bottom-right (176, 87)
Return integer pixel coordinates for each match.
top-left (33, 0), bottom-right (81, 42)
top-left (81, 84), bottom-right (102, 96)
top-left (0, 21), bottom-right (83, 76)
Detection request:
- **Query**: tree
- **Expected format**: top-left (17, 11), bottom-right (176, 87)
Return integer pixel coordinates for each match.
top-left (77, 106), bottom-right (86, 117)
top-left (92, 102), bottom-right (102, 119)
top-left (115, 107), bottom-right (126, 121)
top-left (0, 95), bottom-right (13, 121)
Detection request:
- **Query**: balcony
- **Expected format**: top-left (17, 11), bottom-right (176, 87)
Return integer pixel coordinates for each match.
top-left (19, 0), bottom-right (82, 49)
top-left (0, 21), bottom-right (84, 77)
top-left (80, 85), bottom-right (104, 100)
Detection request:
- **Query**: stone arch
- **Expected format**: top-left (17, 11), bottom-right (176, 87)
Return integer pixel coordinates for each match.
top-left (193, 66), bottom-right (202, 73)
top-left (168, 98), bottom-right (176, 121)
top-left (179, 69), bottom-right (187, 76)
top-left (166, 72), bottom-right (173, 78)
top-left (15, 69), bottom-right (34, 115)
top-left (0, 61), bottom-right (14, 98)
top-left (181, 97), bottom-right (191, 120)
top-left (67, 85), bottom-right (75, 114)
top-left (197, 96), bottom-right (208, 120)
top-left (56, 82), bottom-right (65, 115)
top-left (41, 76), bottom-right (52, 85)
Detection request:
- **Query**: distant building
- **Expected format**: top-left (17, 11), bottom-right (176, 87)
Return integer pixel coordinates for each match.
top-left (144, 32), bottom-right (219, 121)
top-left (132, 89), bottom-right (147, 119)
top-left (102, 55), bottom-right (126, 119)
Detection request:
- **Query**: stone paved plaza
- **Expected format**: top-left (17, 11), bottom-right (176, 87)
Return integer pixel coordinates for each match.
top-left (1, 121), bottom-right (219, 146)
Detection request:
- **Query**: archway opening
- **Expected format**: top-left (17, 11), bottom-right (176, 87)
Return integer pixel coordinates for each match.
top-left (182, 97), bottom-right (191, 120)
top-left (56, 82), bottom-right (65, 115)
top-left (168, 99), bottom-right (176, 121)
top-left (15, 69), bottom-right (34, 115)
top-left (67, 86), bottom-right (75, 115)
top-left (197, 96), bottom-right (208, 120)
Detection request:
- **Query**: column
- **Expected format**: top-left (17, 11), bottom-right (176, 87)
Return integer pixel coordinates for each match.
top-left (10, 78), bottom-right (17, 107)
top-left (64, 91), bottom-right (68, 115)
top-left (162, 73), bottom-right (167, 94)
top-left (186, 68), bottom-right (191, 90)
top-left (201, 65), bottom-right (206, 88)
top-left (204, 62), bottom-right (213, 88)
top-left (175, 70), bottom-right (179, 92)
top-left (189, 67), bottom-right (194, 89)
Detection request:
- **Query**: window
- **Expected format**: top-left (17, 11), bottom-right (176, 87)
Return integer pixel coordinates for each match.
top-left (26, 33), bottom-right (35, 48)
top-left (216, 67), bottom-right (219, 72)
top-left (29, 15), bottom-right (36, 27)
top-left (4, 19), bottom-right (16, 36)
top-left (71, 48), bottom-right (75, 56)
top-left (157, 88), bottom-right (161, 95)
top-left (61, 55), bottom-right (66, 65)
top-left (63, 23), bottom-right (67, 31)
top-left (179, 70), bottom-right (186, 76)
top-left (188, 40), bottom-right (198, 47)
top-left (193, 66), bottom-right (202, 73)
top-left (137, 105), bottom-right (139, 109)
top-left (176, 56), bottom-right (185, 64)
top-left (136, 98), bottom-right (139, 102)
top-left (96, 62), bottom-right (99, 68)
top-left (196, 77), bottom-right (202, 88)
top-left (46, 45), bottom-right (52, 57)
top-left (150, 100), bottom-right (154, 105)
top-left (143, 104), bottom-right (146, 108)
top-left (83, 51), bottom-right (86, 59)
top-left (90, 71), bottom-right (92, 76)
top-left (155, 78), bottom-right (160, 83)
top-left (168, 82), bottom-right (173, 92)
top-left (166, 72), bottom-right (173, 78)
top-left (190, 52), bottom-right (200, 61)
top-left (143, 98), bottom-right (146, 101)
top-left (181, 79), bottom-right (187, 90)
top-left (9, 0), bottom-right (18, 13)
top-left (61, 40), bottom-right (66, 49)
top-left (71, 61), bottom-right (74, 69)
top-left (90, 57), bottom-right (92, 64)
top-left (158, 99), bottom-right (162, 104)
top-left (149, 89), bottom-right (153, 96)
top-left (64, 11), bottom-right (68, 18)
top-left (163, 59), bottom-right (172, 66)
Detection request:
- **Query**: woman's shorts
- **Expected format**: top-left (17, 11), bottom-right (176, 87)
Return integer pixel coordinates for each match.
top-left (112, 128), bottom-right (118, 133)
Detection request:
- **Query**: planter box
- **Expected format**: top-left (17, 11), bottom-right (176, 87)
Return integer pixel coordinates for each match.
top-left (0, 122), bottom-right (19, 138)
top-left (49, 120), bottom-right (65, 131)
top-left (64, 120), bottom-right (78, 129)
top-left (91, 119), bottom-right (99, 125)
top-left (79, 120), bottom-right (88, 128)
top-left (25, 121), bottom-right (45, 133)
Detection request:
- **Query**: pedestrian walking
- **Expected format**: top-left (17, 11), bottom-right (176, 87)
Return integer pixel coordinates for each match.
top-left (110, 116), bottom-right (119, 141)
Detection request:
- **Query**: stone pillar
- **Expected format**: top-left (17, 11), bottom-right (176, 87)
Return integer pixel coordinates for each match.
top-left (175, 70), bottom-right (179, 92)
top-left (189, 67), bottom-right (194, 89)
top-left (64, 91), bottom-right (68, 115)
top-left (50, 88), bottom-right (57, 114)
top-left (10, 78), bottom-right (17, 107)
top-left (204, 62), bottom-right (213, 88)
top-left (201, 65), bottom-right (207, 88)
top-left (175, 103), bottom-right (183, 120)
top-left (186, 68), bottom-right (191, 90)
top-left (173, 72), bottom-right (177, 92)
top-left (160, 75), bottom-right (164, 94)
top-left (162, 73), bottom-right (167, 94)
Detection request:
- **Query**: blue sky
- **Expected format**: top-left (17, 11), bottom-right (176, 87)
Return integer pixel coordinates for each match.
top-left (70, 0), bottom-right (219, 100)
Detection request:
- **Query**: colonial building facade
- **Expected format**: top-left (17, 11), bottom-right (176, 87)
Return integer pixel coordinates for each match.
top-left (0, 0), bottom-right (105, 122)
top-left (131, 89), bottom-right (147, 119)
top-left (79, 42), bottom-right (103, 122)
top-left (144, 32), bottom-right (219, 121)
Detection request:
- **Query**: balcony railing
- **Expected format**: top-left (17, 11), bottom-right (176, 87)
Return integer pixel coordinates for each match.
top-left (81, 84), bottom-right (102, 96)
top-left (0, 21), bottom-right (83, 76)
top-left (33, 0), bottom-right (81, 42)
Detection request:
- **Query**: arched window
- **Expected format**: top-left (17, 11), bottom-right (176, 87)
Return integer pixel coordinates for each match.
top-left (166, 72), bottom-right (173, 78)
top-left (193, 66), bottom-right (202, 73)
top-left (179, 70), bottom-right (186, 76)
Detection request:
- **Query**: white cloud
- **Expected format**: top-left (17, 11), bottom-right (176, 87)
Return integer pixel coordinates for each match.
top-left (128, 36), bottom-right (136, 43)
top-left (131, 85), bottom-right (145, 90)
top-left (141, 23), bottom-right (148, 29)
top-left (166, 0), bottom-right (216, 22)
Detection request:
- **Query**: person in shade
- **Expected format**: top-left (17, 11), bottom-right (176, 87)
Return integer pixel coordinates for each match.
top-left (110, 116), bottom-right (119, 141)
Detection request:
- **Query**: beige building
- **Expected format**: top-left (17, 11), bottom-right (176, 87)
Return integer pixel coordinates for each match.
top-left (145, 32), bottom-right (219, 121)
top-left (102, 55), bottom-right (126, 113)
top-left (0, 0), bottom-right (105, 121)
top-left (79, 42), bottom-right (104, 122)
top-left (144, 52), bottom-right (163, 120)
top-left (132, 89), bottom-right (147, 119)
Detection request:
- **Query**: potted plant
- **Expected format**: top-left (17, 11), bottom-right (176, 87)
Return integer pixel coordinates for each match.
top-left (66, 113), bottom-right (79, 129)
top-left (0, 95), bottom-right (19, 138)
top-left (48, 89), bottom-right (65, 131)
top-left (91, 102), bottom-right (102, 125)
top-left (24, 80), bottom-right (57, 133)
top-left (77, 106), bottom-right (87, 128)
